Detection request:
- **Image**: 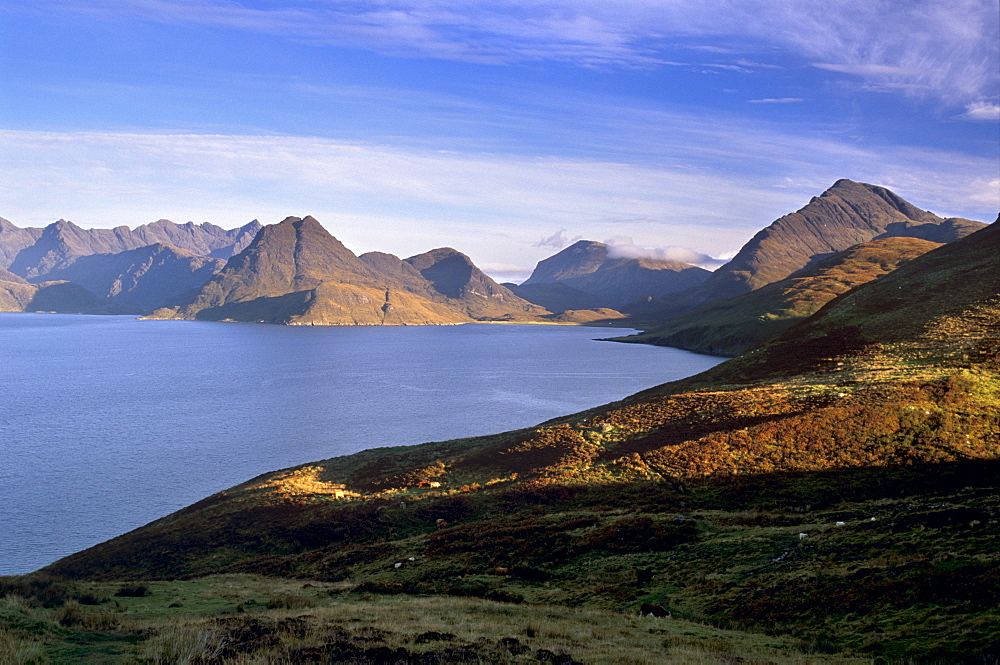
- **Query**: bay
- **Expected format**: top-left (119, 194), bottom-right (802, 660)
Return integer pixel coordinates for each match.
top-left (0, 313), bottom-right (723, 575)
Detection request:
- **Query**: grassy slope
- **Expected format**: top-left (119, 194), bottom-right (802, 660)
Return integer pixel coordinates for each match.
top-left (617, 237), bottom-right (941, 356)
top-left (8, 224), bottom-right (999, 662)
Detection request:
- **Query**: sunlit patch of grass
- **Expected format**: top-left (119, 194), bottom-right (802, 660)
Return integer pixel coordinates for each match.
top-left (249, 466), bottom-right (361, 501)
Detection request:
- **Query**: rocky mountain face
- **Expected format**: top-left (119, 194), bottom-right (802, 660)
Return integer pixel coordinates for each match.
top-left (40, 244), bottom-right (226, 312)
top-left (514, 240), bottom-right (710, 311)
top-left (0, 217), bottom-right (43, 269)
top-left (619, 236), bottom-right (943, 356)
top-left (130, 219), bottom-right (261, 259)
top-left (3, 218), bottom-right (260, 279)
top-left (161, 216), bottom-right (547, 325)
top-left (0, 266), bottom-right (27, 284)
top-left (629, 179), bottom-right (986, 322)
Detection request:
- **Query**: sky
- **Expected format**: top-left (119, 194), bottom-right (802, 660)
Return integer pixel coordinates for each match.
top-left (1, 1), bottom-right (997, 282)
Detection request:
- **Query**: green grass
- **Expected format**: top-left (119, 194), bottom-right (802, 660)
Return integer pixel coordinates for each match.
top-left (0, 575), bottom-right (873, 664)
top-left (10, 458), bottom-right (997, 662)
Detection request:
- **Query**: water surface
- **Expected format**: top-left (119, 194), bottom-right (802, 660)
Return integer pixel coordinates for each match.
top-left (0, 314), bottom-right (723, 574)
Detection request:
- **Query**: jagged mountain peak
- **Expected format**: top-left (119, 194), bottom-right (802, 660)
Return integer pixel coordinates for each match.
top-left (49, 218), bottom-right (79, 229)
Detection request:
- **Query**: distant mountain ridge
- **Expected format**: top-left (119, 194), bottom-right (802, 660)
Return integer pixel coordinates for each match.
top-left (4, 218), bottom-right (260, 279)
top-left (0, 217), bottom-right (262, 315)
top-left (0, 180), bottom-right (987, 327)
top-left (0, 215), bottom-right (551, 322)
top-left (513, 240), bottom-right (710, 311)
top-left (41, 244), bottom-right (226, 312)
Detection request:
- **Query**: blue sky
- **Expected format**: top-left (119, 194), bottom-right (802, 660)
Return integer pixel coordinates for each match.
top-left (1, 1), bottom-right (997, 281)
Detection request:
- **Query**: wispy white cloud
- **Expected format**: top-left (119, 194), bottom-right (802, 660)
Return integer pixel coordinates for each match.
top-left (30, 0), bottom-right (999, 105)
top-left (603, 236), bottom-right (728, 270)
top-left (534, 229), bottom-right (582, 249)
top-left (812, 63), bottom-right (916, 77)
top-left (957, 101), bottom-right (1000, 122)
top-left (748, 98), bottom-right (804, 104)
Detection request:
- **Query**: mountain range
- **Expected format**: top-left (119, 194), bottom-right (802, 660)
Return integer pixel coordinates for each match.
top-left (0, 180), bottom-right (988, 348)
top-left (3, 218), bottom-right (259, 279)
top-left (36, 211), bottom-right (1000, 662)
top-left (152, 216), bottom-right (548, 325)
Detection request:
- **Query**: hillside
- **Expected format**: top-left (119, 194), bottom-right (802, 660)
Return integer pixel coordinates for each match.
top-left (617, 237), bottom-right (941, 356)
top-left (0, 279), bottom-right (137, 315)
top-left (501, 281), bottom-right (607, 313)
top-left (40, 222), bottom-right (1000, 661)
top-left (515, 240), bottom-right (710, 311)
top-left (629, 179), bottom-right (986, 322)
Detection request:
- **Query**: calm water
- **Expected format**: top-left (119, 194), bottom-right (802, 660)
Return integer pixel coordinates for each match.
top-left (0, 314), bottom-right (723, 574)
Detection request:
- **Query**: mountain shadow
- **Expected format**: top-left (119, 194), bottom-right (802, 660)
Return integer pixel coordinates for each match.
top-left (39, 243), bottom-right (225, 312)
top-left (6, 218), bottom-right (259, 280)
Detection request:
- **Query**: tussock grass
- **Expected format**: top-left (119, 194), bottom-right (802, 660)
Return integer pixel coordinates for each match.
top-left (1, 575), bottom-right (869, 663)
top-left (133, 591), bottom-right (868, 664)
top-left (0, 626), bottom-right (46, 665)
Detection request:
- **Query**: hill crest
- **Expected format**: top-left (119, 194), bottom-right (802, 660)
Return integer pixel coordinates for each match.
top-left (629, 179), bottom-right (986, 321)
